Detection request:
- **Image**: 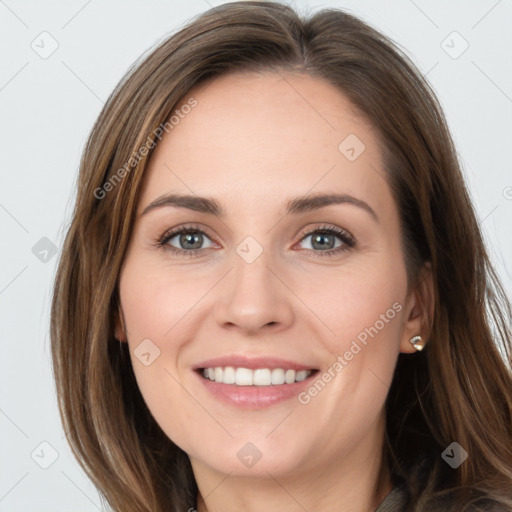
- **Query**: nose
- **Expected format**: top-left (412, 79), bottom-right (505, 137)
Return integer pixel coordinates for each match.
top-left (214, 246), bottom-right (295, 336)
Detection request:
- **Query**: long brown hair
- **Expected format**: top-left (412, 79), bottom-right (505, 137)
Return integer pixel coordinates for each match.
top-left (51, 2), bottom-right (512, 510)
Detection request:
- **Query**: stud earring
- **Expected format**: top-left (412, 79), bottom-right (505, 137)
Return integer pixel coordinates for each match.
top-left (409, 335), bottom-right (425, 351)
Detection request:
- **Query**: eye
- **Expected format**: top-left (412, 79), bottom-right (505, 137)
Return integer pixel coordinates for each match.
top-left (157, 224), bottom-right (215, 257)
top-left (156, 223), bottom-right (355, 258)
top-left (295, 225), bottom-right (355, 257)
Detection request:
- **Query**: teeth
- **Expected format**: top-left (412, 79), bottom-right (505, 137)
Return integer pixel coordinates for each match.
top-left (223, 366), bottom-right (236, 384)
top-left (201, 367), bottom-right (313, 385)
top-left (235, 367), bottom-right (253, 386)
top-left (295, 370), bottom-right (308, 382)
top-left (253, 369), bottom-right (271, 386)
top-left (271, 368), bottom-right (286, 385)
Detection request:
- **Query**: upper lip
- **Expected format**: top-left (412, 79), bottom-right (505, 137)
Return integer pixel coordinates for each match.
top-left (193, 355), bottom-right (317, 371)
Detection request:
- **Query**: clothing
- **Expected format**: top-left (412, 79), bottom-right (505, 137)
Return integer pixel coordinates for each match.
top-left (373, 485), bottom-right (509, 512)
top-left (374, 486), bottom-right (407, 512)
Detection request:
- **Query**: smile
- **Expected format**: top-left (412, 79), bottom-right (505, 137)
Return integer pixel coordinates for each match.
top-left (201, 367), bottom-right (314, 386)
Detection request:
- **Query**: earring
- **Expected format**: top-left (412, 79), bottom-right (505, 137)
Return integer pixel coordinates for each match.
top-left (409, 335), bottom-right (425, 351)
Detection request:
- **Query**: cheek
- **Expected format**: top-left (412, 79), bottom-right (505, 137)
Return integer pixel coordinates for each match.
top-left (117, 257), bottom-right (227, 438)
top-left (296, 257), bottom-right (407, 411)
top-left (118, 271), bottom-right (199, 452)
top-left (300, 256), bottom-right (406, 351)
top-left (119, 258), bottom-right (210, 341)
top-left (291, 262), bottom-right (406, 449)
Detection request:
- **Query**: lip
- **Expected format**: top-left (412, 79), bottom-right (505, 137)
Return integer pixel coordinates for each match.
top-left (193, 355), bottom-right (316, 372)
top-left (194, 371), bottom-right (318, 409)
top-left (192, 355), bottom-right (319, 409)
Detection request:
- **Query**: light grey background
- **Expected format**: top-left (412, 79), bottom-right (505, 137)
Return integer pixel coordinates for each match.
top-left (1, 0), bottom-right (511, 510)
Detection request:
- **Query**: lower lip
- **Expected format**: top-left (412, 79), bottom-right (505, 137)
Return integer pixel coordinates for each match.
top-left (194, 370), bottom-right (318, 409)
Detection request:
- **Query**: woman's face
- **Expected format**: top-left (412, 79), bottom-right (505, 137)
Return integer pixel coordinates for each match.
top-left (116, 71), bottom-right (422, 482)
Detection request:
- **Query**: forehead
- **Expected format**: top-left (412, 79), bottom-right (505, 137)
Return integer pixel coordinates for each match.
top-left (139, 71), bottom-right (390, 216)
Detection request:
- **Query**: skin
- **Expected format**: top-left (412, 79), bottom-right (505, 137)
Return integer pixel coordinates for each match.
top-left (115, 71), bottom-right (433, 512)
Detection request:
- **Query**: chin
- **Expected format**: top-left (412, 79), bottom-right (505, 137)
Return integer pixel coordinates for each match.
top-left (188, 436), bottom-right (309, 477)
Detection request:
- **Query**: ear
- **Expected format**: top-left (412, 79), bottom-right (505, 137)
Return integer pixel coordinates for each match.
top-left (114, 306), bottom-right (128, 343)
top-left (399, 262), bottom-right (434, 353)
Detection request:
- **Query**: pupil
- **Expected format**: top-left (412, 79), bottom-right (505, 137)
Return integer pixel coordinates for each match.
top-left (312, 233), bottom-right (334, 250)
top-left (181, 232), bottom-right (202, 249)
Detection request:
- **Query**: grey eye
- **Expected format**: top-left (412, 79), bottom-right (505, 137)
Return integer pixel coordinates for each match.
top-left (167, 231), bottom-right (214, 251)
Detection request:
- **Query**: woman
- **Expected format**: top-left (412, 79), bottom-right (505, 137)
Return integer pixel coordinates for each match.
top-left (50, 2), bottom-right (512, 511)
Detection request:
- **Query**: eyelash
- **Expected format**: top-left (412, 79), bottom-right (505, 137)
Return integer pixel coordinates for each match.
top-left (155, 223), bottom-right (356, 258)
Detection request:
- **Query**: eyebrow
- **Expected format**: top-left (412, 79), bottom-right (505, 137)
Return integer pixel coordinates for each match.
top-left (141, 192), bottom-right (378, 222)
